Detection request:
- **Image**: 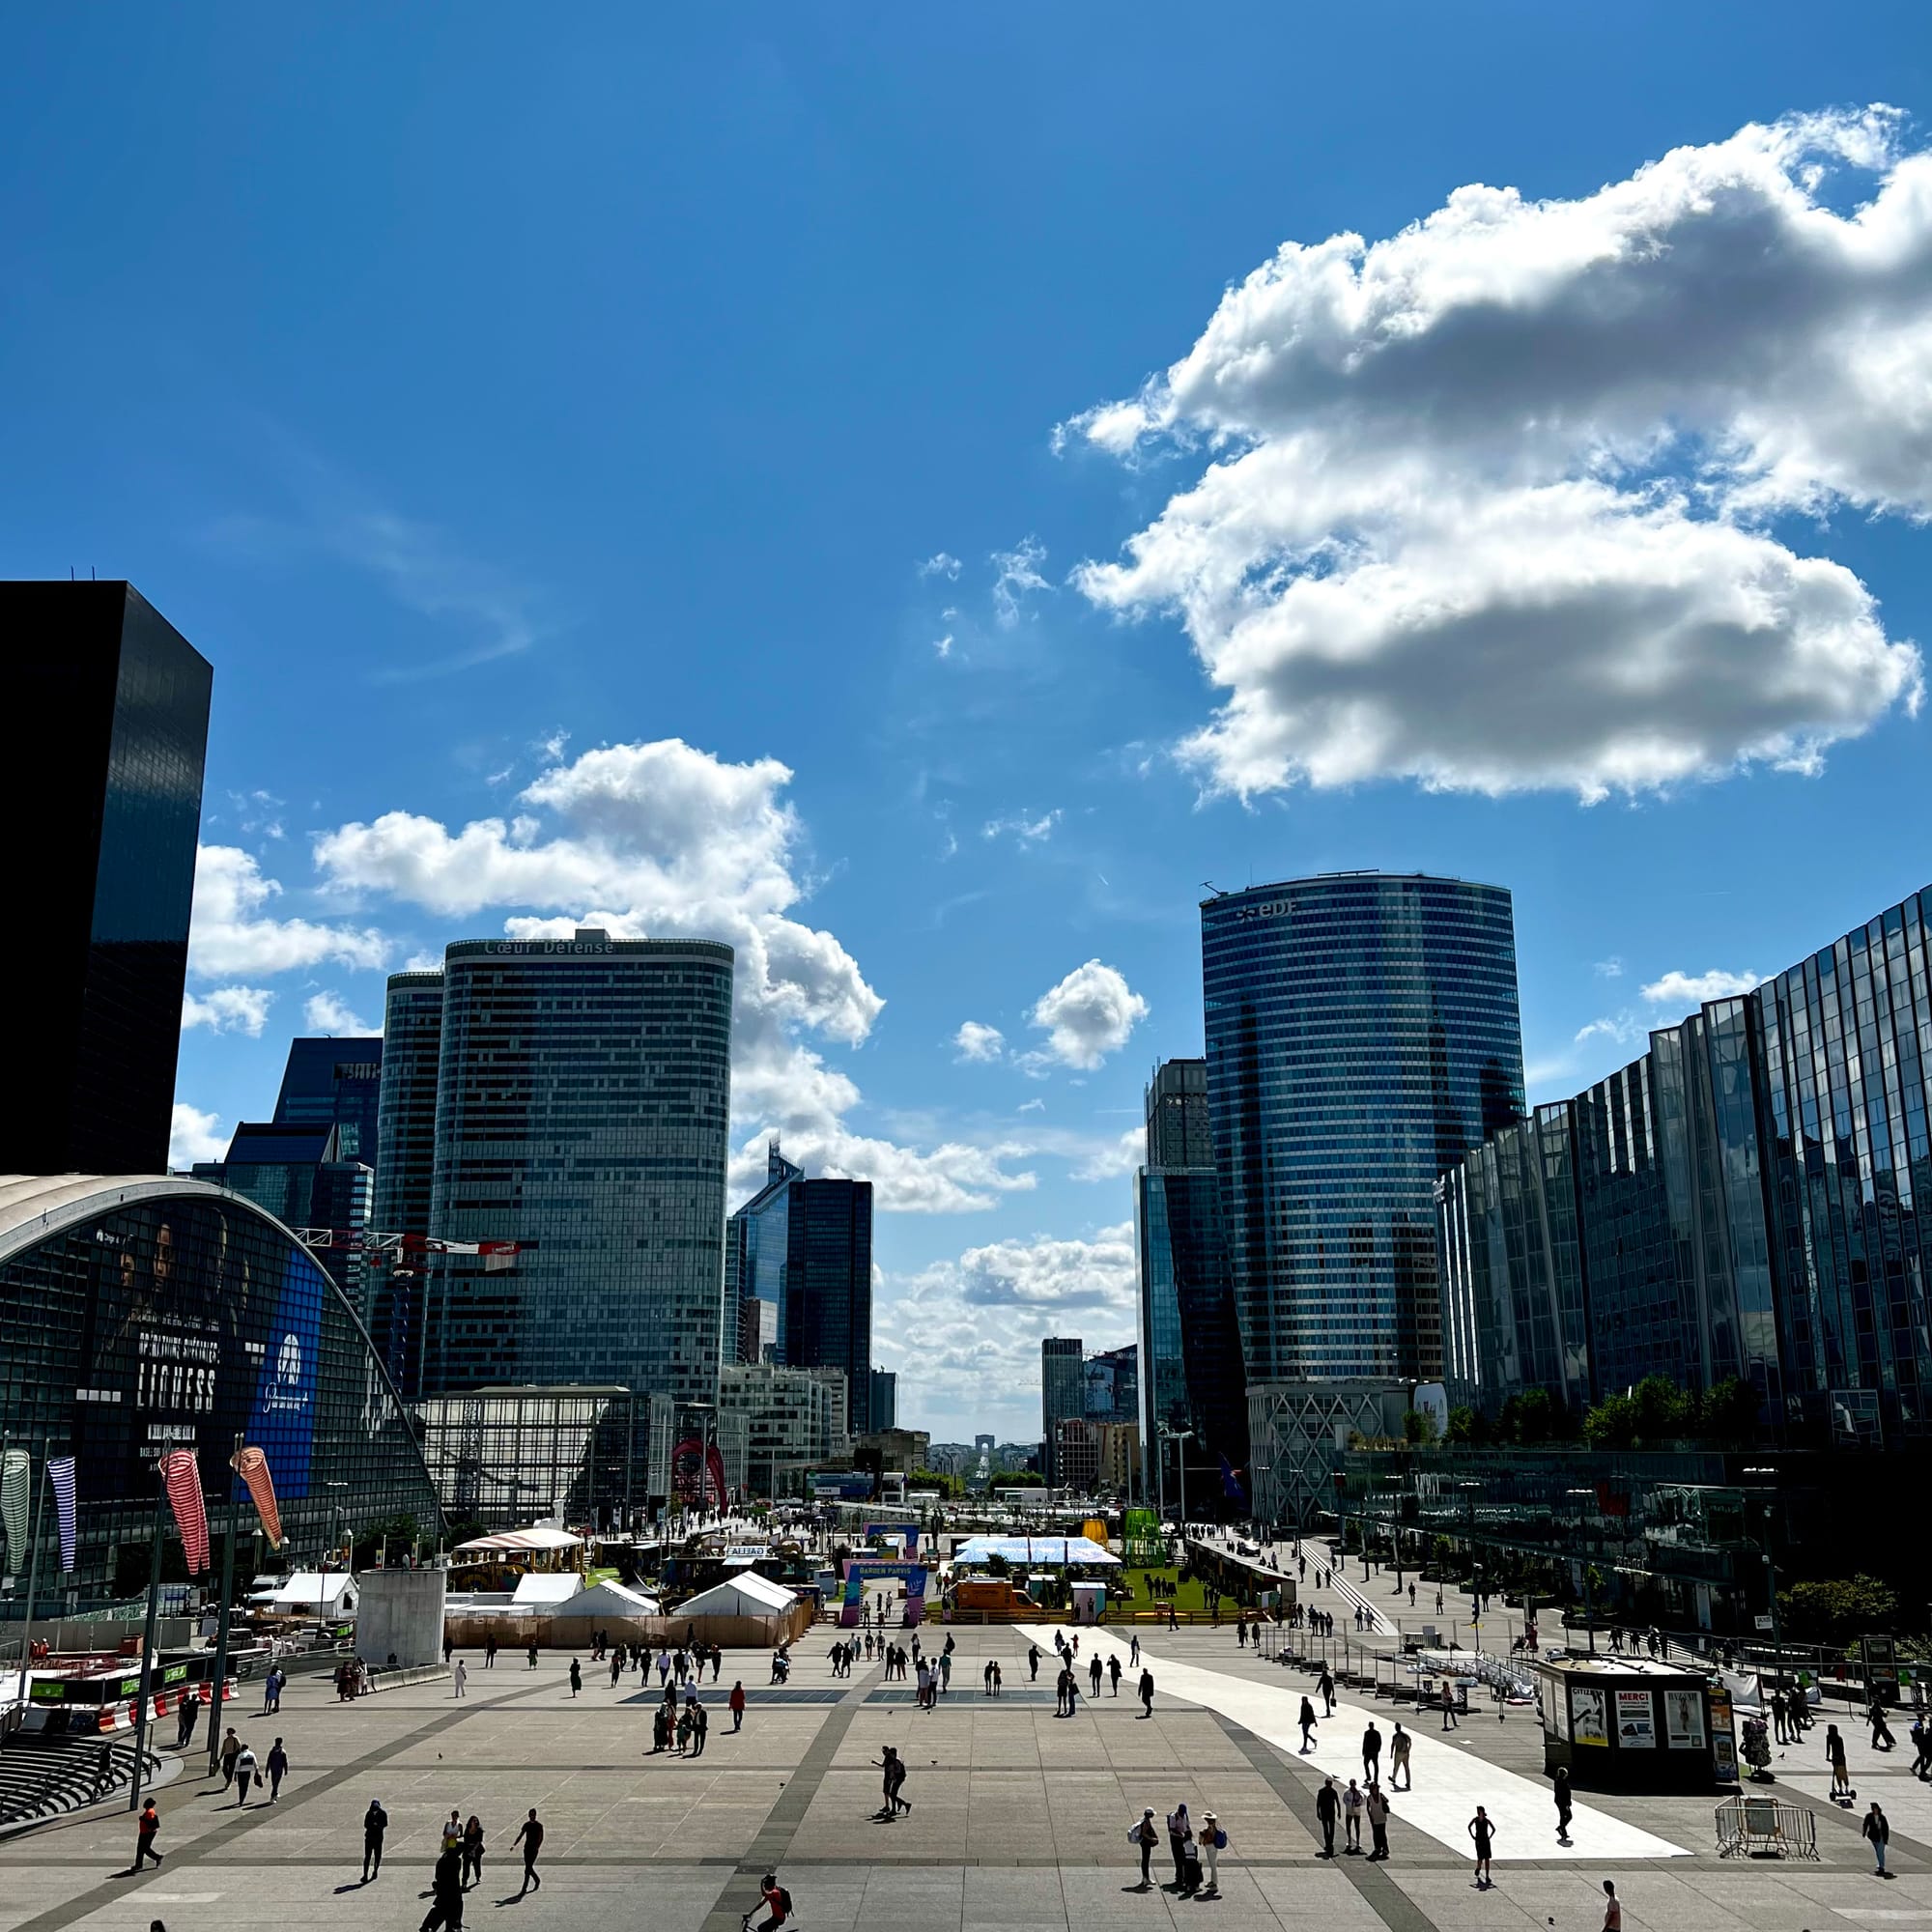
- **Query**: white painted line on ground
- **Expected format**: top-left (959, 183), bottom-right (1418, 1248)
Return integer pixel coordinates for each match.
top-left (1018, 1623), bottom-right (1688, 1863)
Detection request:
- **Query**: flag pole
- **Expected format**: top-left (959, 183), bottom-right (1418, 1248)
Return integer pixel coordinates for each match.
top-left (15, 1438), bottom-right (48, 1708)
top-left (206, 1434), bottom-right (242, 1777)
top-left (127, 1469), bottom-right (167, 1813)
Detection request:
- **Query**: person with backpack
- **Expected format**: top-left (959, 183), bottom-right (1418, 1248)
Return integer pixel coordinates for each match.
top-left (1127, 1808), bottom-right (1159, 1889)
top-left (233, 1742), bottom-right (259, 1805)
top-left (1201, 1811), bottom-right (1229, 1895)
top-left (742, 1871), bottom-right (792, 1931)
top-left (361, 1799), bottom-right (388, 1881)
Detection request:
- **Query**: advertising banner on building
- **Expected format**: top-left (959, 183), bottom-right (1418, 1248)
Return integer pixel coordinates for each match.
top-left (1568, 1684), bottom-right (1608, 1747)
top-left (1663, 1685), bottom-right (1705, 1748)
top-left (244, 1246), bottom-right (325, 1501)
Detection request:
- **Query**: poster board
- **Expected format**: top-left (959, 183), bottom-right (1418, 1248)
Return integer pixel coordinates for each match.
top-left (1569, 1683), bottom-right (1608, 1746)
top-left (1615, 1687), bottom-right (1657, 1748)
top-left (1663, 1685), bottom-right (1705, 1748)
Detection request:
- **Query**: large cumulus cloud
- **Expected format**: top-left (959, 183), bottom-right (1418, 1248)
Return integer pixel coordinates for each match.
top-left (1068, 107), bottom-right (1927, 800)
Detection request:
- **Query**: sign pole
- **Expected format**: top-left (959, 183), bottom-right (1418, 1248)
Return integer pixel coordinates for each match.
top-left (127, 1474), bottom-right (167, 1813)
top-left (16, 1440), bottom-right (48, 1705)
top-left (205, 1434), bottom-right (242, 1777)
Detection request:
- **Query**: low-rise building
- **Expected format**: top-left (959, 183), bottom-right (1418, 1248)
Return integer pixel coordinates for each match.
top-left (719, 1361), bottom-right (851, 1498)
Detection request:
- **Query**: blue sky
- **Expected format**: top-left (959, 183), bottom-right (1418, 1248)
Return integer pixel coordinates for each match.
top-left (6, 9), bottom-right (1931, 1440)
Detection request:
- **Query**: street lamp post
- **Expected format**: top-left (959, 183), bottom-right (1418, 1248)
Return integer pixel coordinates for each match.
top-left (1565, 1487), bottom-right (1596, 1653)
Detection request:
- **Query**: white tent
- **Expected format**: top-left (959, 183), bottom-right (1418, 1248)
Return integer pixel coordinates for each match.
top-left (257, 1571), bottom-right (358, 1614)
top-left (562, 1579), bottom-right (663, 1618)
top-left (675, 1572), bottom-right (797, 1618)
top-left (951, 1535), bottom-right (1120, 1568)
top-left (453, 1527), bottom-right (583, 1555)
top-left (510, 1572), bottom-right (584, 1611)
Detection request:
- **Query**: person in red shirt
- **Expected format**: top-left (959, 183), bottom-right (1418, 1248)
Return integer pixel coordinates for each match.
top-left (742, 1871), bottom-right (791, 1930)
top-left (729, 1681), bottom-right (747, 1732)
top-left (133, 1799), bottom-right (163, 1869)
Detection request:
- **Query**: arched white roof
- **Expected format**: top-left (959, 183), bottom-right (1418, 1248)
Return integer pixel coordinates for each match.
top-left (0, 1175), bottom-right (234, 1264)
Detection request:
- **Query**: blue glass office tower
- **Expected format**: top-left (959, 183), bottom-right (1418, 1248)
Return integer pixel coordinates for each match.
top-left (1203, 874), bottom-right (1524, 1520)
top-left (1136, 1058), bottom-right (1247, 1512)
top-left (369, 972), bottom-right (445, 1395)
top-left (724, 1140), bottom-right (874, 1432)
top-left (421, 932), bottom-right (733, 1414)
top-left (7, 582), bottom-right (212, 1176)
top-left (1439, 884), bottom-right (1932, 1448)
top-left (272, 1037), bottom-right (384, 1169)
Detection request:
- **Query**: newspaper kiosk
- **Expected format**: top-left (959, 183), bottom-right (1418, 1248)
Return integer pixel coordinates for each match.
top-left (1534, 1655), bottom-right (1734, 1793)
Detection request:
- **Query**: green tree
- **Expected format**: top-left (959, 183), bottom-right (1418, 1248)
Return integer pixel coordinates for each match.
top-left (1445, 1405), bottom-right (1491, 1446)
top-left (1632, 1375), bottom-right (1690, 1439)
top-left (1504, 1387), bottom-right (1557, 1445)
top-left (1403, 1406), bottom-right (1438, 1446)
top-left (1582, 1392), bottom-right (1638, 1449)
top-left (1698, 1377), bottom-right (1761, 1442)
top-left (1779, 1574), bottom-right (1900, 1645)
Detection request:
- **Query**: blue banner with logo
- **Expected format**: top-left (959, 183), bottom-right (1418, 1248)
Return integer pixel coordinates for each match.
top-left (243, 1246), bottom-right (325, 1500)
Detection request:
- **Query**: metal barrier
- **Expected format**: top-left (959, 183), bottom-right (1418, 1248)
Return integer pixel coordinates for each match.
top-left (1716, 1794), bottom-right (1818, 1860)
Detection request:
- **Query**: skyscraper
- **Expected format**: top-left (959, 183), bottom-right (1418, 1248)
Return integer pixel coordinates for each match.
top-left (724, 1140), bottom-right (874, 1433)
top-left (1136, 1058), bottom-right (1247, 1517)
top-left (1040, 1336), bottom-right (1084, 1486)
top-left (7, 582), bottom-right (212, 1176)
top-left (869, 1368), bottom-right (898, 1433)
top-left (271, 1037), bottom-right (384, 1169)
top-left (368, 971), bottom-right (445, 1394)
top-left (1202, 872), bottom-right (1524, 1520)
top-left (418, 933), bottom-right (733, 1426)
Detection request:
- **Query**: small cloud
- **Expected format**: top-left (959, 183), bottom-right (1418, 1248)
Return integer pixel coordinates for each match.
top-left (404, 950), bottom-right (443, 972)
top-left (1017, 1098), bottom-right (1045, 1115)
top-left (1574, 1011), bottom-right (1642, 1049)
top-left (169, 1103), bottom-right (227, 1169)
top-left (304, 990), bottom-right (374, 1034)
top-left (1072, 1126), bottom-right (1143, 1181)
top-left (1595, 956), bottom-right (1625, 980)
top-left (953, 1021), bottom-right (1007, 1064)
top-left (1029, 960), bottom-right (1149, 1070)
top-left (919, 552), bottom-right (963, 580)
top-left (1641, 968), bottom-right (1762, 1006)
top-left (933, 635), bottom-right (954, 659)
top-left (181, 985), bottom-right (274, 1037)
top-left (982, 809), bottom-right (1061, 845)
top-left (990, 536), bottom-right (1050, 627)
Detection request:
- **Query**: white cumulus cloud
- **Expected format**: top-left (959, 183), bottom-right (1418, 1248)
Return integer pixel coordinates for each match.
top-left (313, 737), bottom-right (1033, 1213)
top-left (953, 1022), bottom-right (1007, 1064)
top-left (180, 985), bottom-right (274, 1037)
top-left (991, 535), bottom-right (1051, 627)
top-left (1071, 1126), bottom-right (1144, 1182)
top-left (981, 810), bottom-right (1061, 845)
top-left (1068, 107), bottom-right (1927, 802)
top-left (875, 1224), bottom-right (1137, 1438)
top-left (1641, 968), bottom-right (1763, 1007)
top-left (1029, 959), bottom-right (1149, 1070)
top-left (304, 990), bottom-right (375, 1034)
top-left (919, 552), bottom-right (962, 580)
top-left (169, 1103), bottom-right (227, 1169)
top-left (189, 845), bottom-right (390, 980)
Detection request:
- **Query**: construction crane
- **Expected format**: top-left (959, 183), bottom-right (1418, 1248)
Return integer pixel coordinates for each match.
top-left (290, 1229), bottom-right (523, 1271)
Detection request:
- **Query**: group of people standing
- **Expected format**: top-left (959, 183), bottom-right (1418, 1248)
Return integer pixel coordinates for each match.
top-left (1127, 1801), bottom-right (1230, 1897)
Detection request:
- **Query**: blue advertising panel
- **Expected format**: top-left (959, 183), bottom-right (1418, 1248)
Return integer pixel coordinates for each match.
top-left (243, 1245), bottom-right (326, 1500)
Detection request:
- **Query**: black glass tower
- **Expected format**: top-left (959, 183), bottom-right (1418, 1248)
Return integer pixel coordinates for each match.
top-left (4, 582), bottom-right (212, 1176)
top-left (272, 1037), bottom-right (384, 1169)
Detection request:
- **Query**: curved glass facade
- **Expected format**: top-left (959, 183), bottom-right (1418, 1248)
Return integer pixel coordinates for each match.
top-left (1202, 873), bottom-right (1525, 1383)
top-left (0, 1178), bottom-right (440, 1610)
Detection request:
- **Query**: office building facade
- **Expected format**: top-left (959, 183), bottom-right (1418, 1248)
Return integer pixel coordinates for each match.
top-left (421, 933), bottom-right (732, 1415)
top-left (9, 582), bottom-right (212, 1177)
top-left (718, 1361), bottom-right (851, 1497)
top-left (368, 971), bottom-right (446, 1395)
top-left (1085, 1343), bottom-right (1138, 1423)
top-left (1203, 873), bottom-right (1525, 1520)
top-left (271, 1037), bottom-right (384, 1168)
top-left (1441, 885), bottom-right (1932, 1450)
top-left (724, 1139), bottom-right (874, 1432)
top-left (869, 1368), bottom-right (898, 1434)
top-left (1040, 1336), bottom-right (1085, 1487)
top-left (1136, 1057), bottom-right (1249, 1520)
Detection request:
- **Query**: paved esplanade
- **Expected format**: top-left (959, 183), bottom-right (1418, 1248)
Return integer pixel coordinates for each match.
top-left (1, 1624), bottom-right (1924, 1932)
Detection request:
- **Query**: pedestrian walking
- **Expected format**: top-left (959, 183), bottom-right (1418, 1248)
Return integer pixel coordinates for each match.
top-left (1828, 1722), bottom-right (1852, 1800)
top-left (174, 1692), bottom-right (200, 1751)
top-left (1319, 1666), bottom-right (1335, 1716)
top-left (1913, 1715), bottom-right (1931, 1780)
top-left (1128, 1807), bottom-right (1159, 1889)
top-left (484, 1634), bottom-right (497, 1669)
top-left (1299, 1695), bottom-right (1318, 1752)
top-left (1129, 1633), bottom-right (1140, 1665)
top-left (1139, 1667), bottom-right (1155, 1717)
top-left (1440, 1681), bottom-right (1460, 1730)
top-left (233, 1743), bottom-right (258, 1805)
top-left (730, 1680), bottom-right (747, 1731)
top-left (1201, 1810), bottom-right (1227, 1894)
top-left (266, 1738), bottom-right (289, 1803)
top-left (1108, 1655), bottom-right (1122, 1696)
top-left (1028, 1644), bottom-right (1039, 1682)
top-left (1865, 1802), bottom-right (1891, 1876)
top-left (420, 1842), bottom-right (464, 1932)
top-left (1315, 1777), bottom-right (1339, 1857)
top-left (362, 1800), bottom-right (388, 1881)
top-left (133, 1798), bottom-right (163, 1869)
top-left (1089, 1653), bottom-right (1102, 1698)
top-left (992, 1661), bottom-right (1003, 1696)
top-left (460, 1814), bottom-right (485, 1888)
top-left (219, 1726), bottom-right (242, 1787)
top-left (1468, 1804), bottom-right (1495, 1887)
top-left (1553, 1764), bottom-right (1573, 1843)
top-left (1343, 1779), bottom-right (1364, 1853)
top-left (692, 1701), bottom-right (709, 1757)
top-left (568, 1658), bottom-right (582, 1698)
top-left (526, 1641), bottom-right (538, 1670)
top-left (452, 1658), bottom-right (467, 1698)
top-left (1366, 1783), bottom-right (1390, 1861)
top-left (1602, 1880), bottom-right (1621, 1931)
top-left (1390, 1720), bottom-right (1411, 1789)
top-left (513, 1808), bottom-right (544, 1893)
top-left (1869, 1698), bottom-right (1896, 1752)
top-left (1362, 1719), bottom-right (1381, 1784)
top-left (1166, 1802), bottom-right (1191, 1887)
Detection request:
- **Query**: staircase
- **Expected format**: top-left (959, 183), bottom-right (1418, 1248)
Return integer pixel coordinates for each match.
top-left (0, 1733), bottom-right (159, 1833)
